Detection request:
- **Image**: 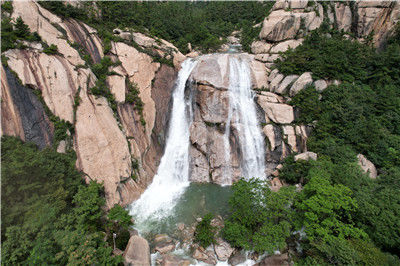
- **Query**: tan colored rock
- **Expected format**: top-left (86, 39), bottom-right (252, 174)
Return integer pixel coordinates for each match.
top-left (314, 79), bottom-right (328, 92)
top-left (74, 91), bottom-right (133, 208)
top-left (289, 72), bottom-right (313, 96)
top-left (189, 146), bottom-right (210, 183)
top-left (12, 0), bottom-right (84, 66)
top-left (214, 238), bottom-right (235, 261)
top-left (186, 51), bottom-right (200, 58)
top-left (295, 151), bottom-right (317, 161)
top-left (107, 75), bottom-right (126, 102)
top-left (57, 140), bottom-right (67, 153)
top-left (111, 42), bottom-right (160, 136)
top-left (267, 69), bottom-right (280, 83)
top-left (196, 85), bottom-right (230, 124)
top-left (357, 1), bottom-right (393, 8)
top-left (357, 154), bottom-right (377, 178)
top-left (258, 91), bottom-right (284, 103)
top-left (5, 49), bottom-right (88, 123)
top-left (335, 3), bottom-right (352, 32)
top-left (257, 101), bottom-right (294, 124)
top-left (269, 73), bottom-right (285, 92)
top-left (283, 125), bottom-right (298, 152)
top-left (271, 0), bottom-right (289, 11)
top-left (123, 235), bottom-right (150, 266)
top-left (290, 0), bottom-right (308, 9)
top-left (254, 53), bottom-right (281, 63)
top-left (260, 10), bottom-right (301, 41)
top-left (251, 41), bottom-right (272, 54)
top-left (63, 18), bottom-right (104, 63)
top-left (191, 53), bottom-right (230, 89)
top-left (257, 253), bottom-right (289, 266)
top-left (275, 75), bottom-right (299, 94)
top-left (270, 177), bottom-right (283, 192)
top-left (270, 39), bottom-right (303, 53)
top-left (161, 254), bottom-right (190, 266)
top-left (250, 58), bottom-right (269, 89)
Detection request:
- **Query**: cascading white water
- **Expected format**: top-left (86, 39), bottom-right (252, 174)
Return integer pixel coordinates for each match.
top-left (224, 56), bottom-right (266, 182)
top-left (129, 59), bottom-right (198, 227)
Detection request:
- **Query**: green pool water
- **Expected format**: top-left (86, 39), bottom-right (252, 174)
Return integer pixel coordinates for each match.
top-left (136, 183), bottom-right (232, 236)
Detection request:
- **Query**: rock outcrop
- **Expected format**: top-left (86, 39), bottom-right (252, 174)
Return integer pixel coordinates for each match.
top-left (1, 65), bottom-right (53, 149)
top-left (1, 0), bottom-right (181, 208)
top-left (357, 154), bottom-right (377, 178)
top-left (123, 235), bottom-right (151, 266)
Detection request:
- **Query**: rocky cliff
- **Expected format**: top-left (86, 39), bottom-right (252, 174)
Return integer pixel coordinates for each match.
top-left (1, 0), bottom-right (184, 208)
top-left (2, 0), bottom-right (397, 206)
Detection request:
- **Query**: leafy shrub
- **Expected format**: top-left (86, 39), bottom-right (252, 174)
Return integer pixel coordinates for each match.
top-left (223, 179), bottom-right (295, 253)
top-left (279, 155), bottom-right (313, 184)
top-left (289, 84), bottom-right (321, 124)
top-left (1, 136), bottom-right (122, 265)
top-left (275, 31), bottom-right (374, 82)
top-left (194, 213), bottom-right (216, 248)
top-left (43, 44), bottom-right (59, 55)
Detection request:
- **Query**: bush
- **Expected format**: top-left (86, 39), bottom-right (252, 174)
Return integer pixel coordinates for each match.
top-left (279, 155), bottom-right (313, 184)
top-left (43, 44), bottom-right (59, 55)
top-left (223, 179), bottom-right (296, 253)
top-left (194, 213), bottom-right (216, 248)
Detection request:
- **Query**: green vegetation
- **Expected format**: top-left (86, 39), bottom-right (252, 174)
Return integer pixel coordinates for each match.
top-left (125, 79), bottom-right (146, 127)
top-left (43, 44), bottom-right (59, 55)
top-left (194, 213), bottom-right (216, 248)
top-left (223, 179), bottom-right (295, 253)
top-left (106, 205), bottom-right (133, 250)
top-left (1, 16), bottom-right (41, 52)
top-left (39, 1), bottom-right (273, 53)
top-left (262, 24), bottom-right (400, 263)
top-left (1, 136), bottom-right (123, 265)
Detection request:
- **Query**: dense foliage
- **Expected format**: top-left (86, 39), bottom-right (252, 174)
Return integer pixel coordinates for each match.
top-left (1, 136), bottom-right (131, 265)
top-left (194, 213), bottom-right (216, 248)
top-left (223, 179), bottom-right (296, 253)
top-left (270, 23), bottom-right (400, 264)
top-left (39, 1), bottom-right (273, 53)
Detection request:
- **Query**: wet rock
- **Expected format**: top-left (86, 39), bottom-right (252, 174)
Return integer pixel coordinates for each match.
top-left (357, 154), bottom-right (377, 178)
top-left (257, 253), bottom-right (289, 266)
top-left (124, 235), bottom-right (151, 266)
top-left (229, 251), bottom-right (247, 266)
top-left (153, 234), bottom-right (176, 254)
top-left (214, 238), bottom-right (235, 261)
top-left (161, 254), bottom-right (190, 266)
top-left (1, 65), bottom-right (54, 149)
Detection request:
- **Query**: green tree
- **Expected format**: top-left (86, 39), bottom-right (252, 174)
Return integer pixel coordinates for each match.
top-left (194, 213), bottom-right (216, 248)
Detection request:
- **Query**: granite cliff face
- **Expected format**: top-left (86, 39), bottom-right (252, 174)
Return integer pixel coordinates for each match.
top-left (1, 0), bottom-right (183, 208)
top-left (1, 0), bottom-right (395, 206)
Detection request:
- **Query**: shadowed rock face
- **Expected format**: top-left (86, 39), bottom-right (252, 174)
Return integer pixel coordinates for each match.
top-left (1, 66), bottom-right (53, 149)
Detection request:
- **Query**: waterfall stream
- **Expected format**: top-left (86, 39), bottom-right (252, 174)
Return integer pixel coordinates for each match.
top-left (129, 59), bottom-right (198, 228)
top-left (130, 55), bottom-right (265, 231)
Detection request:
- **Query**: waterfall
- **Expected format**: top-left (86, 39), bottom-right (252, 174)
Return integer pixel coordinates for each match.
top-left (129, 59), bottom-right (198, 225)
top-left (224, 56), bottom-right (266, 182)
top-left (130, 55), bottom-right (266, 229)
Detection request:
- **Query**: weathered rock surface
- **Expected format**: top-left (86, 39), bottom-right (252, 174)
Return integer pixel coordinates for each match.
top-left (357, 154), bottom-right (377, 178)
top-left (256, 253), bottom-right (289, 266)
top-left (214, 238), bottom-right (235, 261)
top-left (1, 65), bottom-right (53, 149)
top-left (123, 235), bottom-right (151, 266)
top-left (258, 101), bottom-right (294, 124)
top-left (295, 151), bottom-right (317, 161)
top-left (228, 251), bottom-right (247, 266)
top-left (289, 72), bottom-right (313, 96)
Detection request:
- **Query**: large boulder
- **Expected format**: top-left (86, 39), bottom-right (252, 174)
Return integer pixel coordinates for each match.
top-left (357, 154), bottom-right (377, 178)
top-left (214, 238), bottom-right (235, 261)
top-left (257, 101), bottom-right (294, 124)
top-left (289, 72), bottom-right (313, 96)
top-left (335, 3), bottom-right (352, 32)
top-left (295, 151), bottom-right (317, 161)
top-left (257, 253), bottom-right (289, 266)
top-left (123, 235), bottom-right (151, 266)
top-left (260, 10), bottom-right (302, 42)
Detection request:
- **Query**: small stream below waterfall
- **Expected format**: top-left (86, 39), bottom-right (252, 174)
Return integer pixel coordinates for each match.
top-left (128, 53), bottom-right (266, 265)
